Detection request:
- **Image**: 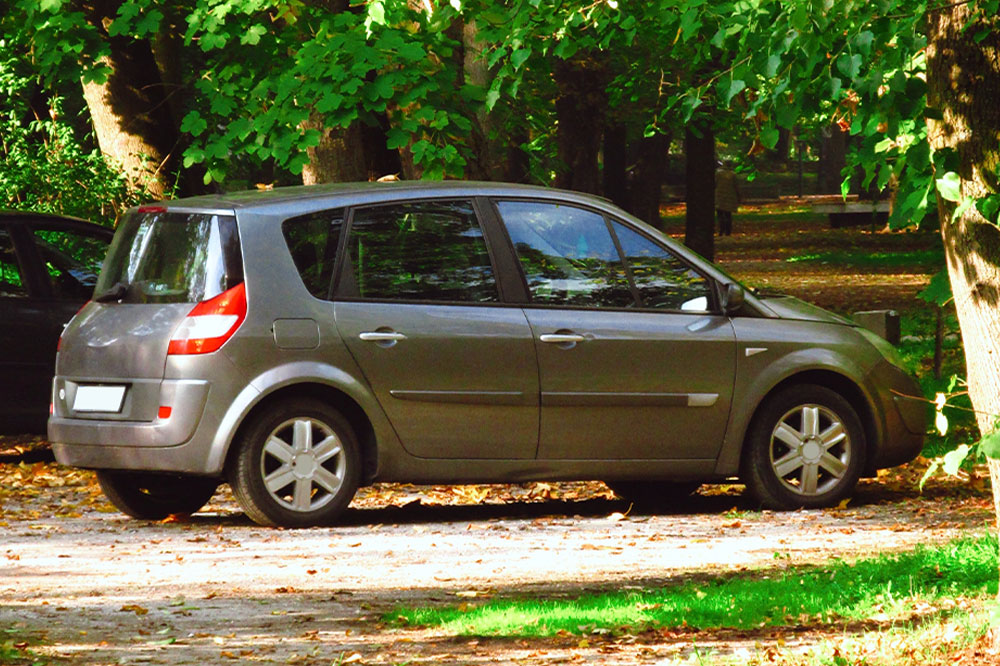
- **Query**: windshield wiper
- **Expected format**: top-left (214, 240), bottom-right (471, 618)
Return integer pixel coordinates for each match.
top-left (94, 281), bottom-right (129, 303)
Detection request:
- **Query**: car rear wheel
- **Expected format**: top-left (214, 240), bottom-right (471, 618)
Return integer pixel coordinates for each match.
top-left (96, 470), bottom-right (219, 520)
top-left (605, 481), bottom-right (701, 510)
top-left (228, 399), bottom-right (361, 527)
top-left (741, 384), bottom-right (865, 510)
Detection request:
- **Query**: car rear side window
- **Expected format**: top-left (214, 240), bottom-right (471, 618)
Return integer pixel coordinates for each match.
top-left (282, 209), bottom-right (343, 299)
top-left (0, 229), bottom-right (27, 298)
top-left (97, 211), bottom-right (242, 304)
top-left (496, 201), bottom-right (634, 308)
top-left (340, 200), bottom-right (498, 303)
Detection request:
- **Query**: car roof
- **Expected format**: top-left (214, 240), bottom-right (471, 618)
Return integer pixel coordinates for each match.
top-left (152, 181), bottom-right (613, 213)
top-left (0, 210), bottom-right (113, 236)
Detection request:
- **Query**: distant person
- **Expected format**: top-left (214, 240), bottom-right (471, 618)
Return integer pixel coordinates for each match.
top-left (715, 161), bottom-right (741, 236)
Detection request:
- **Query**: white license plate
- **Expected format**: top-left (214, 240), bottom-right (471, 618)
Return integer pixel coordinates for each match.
top-left (73, 385), bottom-right (126, 413)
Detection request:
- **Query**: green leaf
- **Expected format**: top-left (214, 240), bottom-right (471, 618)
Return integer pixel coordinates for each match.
top-left (765, 54), bottom-right (781, 78)
top-left (976, 194), bottom-right (1000, 225)
top-left (724, 78), bottom-right (745, 106)
top-left (979, 430), bottom-right (1000, 460)
top-left (511, 48), bottom-right (531, 70)
top-left (241, 25), bottom-right (266, 46)
top-left (936, 171), bottom-right (962, 202)
top-left (760, 126), bottom-right (779, 150)
top-left (836, 53), bottom-right (862, 80)
top-left (180, 111), bottom-right (208, 137)
top-left (917, 269), bottom-right (952, 306)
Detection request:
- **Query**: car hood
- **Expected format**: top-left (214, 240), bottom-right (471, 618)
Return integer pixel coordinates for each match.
top-left (755, 294), bottom-right (857, 327)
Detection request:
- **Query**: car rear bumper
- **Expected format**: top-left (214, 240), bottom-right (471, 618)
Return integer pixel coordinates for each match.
top-left (48, 378), bottom-right (218, 475)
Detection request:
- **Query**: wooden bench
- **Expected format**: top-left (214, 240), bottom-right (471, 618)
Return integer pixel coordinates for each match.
top-left (811, 200), bottom-right (890, 228)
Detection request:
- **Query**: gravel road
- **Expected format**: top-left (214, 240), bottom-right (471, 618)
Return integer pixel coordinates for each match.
top-left (1, 469), bottom-right (993, 665)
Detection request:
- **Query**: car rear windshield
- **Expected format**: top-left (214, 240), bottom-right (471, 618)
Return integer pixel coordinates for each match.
top-left (96, 210), bottom-right (243, 304)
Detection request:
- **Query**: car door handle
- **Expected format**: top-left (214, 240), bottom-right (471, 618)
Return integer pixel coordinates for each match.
top-left (359, 331), bottom-right (408, 342)
top-left (539, 333), bottom-right (585, 344)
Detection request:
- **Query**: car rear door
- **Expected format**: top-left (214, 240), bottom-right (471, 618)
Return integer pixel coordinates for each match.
top-left (492, 199), bottom-right (737, 461)
top-left (334, 199), bottom-right (539, 460)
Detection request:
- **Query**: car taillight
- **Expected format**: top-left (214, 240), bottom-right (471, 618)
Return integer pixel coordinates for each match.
top-left (168, 283), bottom-right (247, 355)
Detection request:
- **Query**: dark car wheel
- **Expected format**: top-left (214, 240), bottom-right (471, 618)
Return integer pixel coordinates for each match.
top-left (605, 481), bottom-right (701, 510)
top-left (741, 384), bottom-right (865, 510)
top-left (228, 399), bottom-right (361, 528)
top-left (96, 470), bottom-right (219, 520)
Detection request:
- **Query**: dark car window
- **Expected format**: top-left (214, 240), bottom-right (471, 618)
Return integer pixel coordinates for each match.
top-left (0, 229), bottom-right (27, 298)
top-left (98, 211), bottom-right (241, 304)
top-left (282, 209), bottom-right (343, 299)
top-left (612, 222), bottom-right (712, 312)
top-left (342, 200), bottom-right (498, 302)
top-left (31, 227), bottom-right (109, 301)
top-left (496, 201), bottom-right (634, 308)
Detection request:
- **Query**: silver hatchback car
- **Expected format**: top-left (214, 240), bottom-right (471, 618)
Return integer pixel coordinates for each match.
top-left (49, 182), bottom-right (924, 527)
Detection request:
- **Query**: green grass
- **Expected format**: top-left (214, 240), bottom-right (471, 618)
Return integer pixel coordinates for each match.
top-left (785, 248), bottom-right (944, 267)
top-left (387, 534), bottom-right (998, 637)
top-left (0, 629), bottom-right (47, 666)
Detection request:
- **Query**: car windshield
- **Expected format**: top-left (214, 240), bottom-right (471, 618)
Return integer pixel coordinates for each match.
top-left (96, 210), bottom-right (242, 304)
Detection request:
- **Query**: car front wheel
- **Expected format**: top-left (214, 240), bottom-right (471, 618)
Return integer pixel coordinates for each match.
top-left (741, 385), bottom-right (865, 510)
top-left (96, 470), bottom-right (219, 520)
top-left (228, 399), bottom-right (361, 527)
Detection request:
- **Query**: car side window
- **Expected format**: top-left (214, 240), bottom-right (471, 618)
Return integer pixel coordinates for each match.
top-left (30, 227), bottom-right (109, 301)
top-left (282, 209), bottom-right (344, 299)
top-left (612, 222), bottom-right (712, 312)
top-left (342, 200), bottom-right (498, 303)
top-left (0, 229), bottom-right (28, 298)
top-left (496, 201), bottom-right (634, 308)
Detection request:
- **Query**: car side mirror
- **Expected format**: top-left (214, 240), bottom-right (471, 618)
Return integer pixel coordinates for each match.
top-left (722, 283), bottom-right (745, 315)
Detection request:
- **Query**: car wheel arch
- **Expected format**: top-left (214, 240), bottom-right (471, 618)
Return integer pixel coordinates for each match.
top-left (222, 381), bottom-right (378, 485)
top-left (739, 369), bottom-right (879, 477)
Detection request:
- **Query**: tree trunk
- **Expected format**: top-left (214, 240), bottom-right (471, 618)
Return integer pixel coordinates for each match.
top-left (301, 114), bottom-right (367, 184)
top-left (553, 56), bottom-right (606, 193)
top-left (602, 124), bottom-right (628, 209)
top-left (630, 132), bottom-right (671, 227)
top-left (79, 0), bottom-right (179, 199)
top-left (462, 20), bottom-right (503, 181)
top-left (925, 3), bottom-right (1000, 647)
top-left (684, 123), bottom-right (715, 262)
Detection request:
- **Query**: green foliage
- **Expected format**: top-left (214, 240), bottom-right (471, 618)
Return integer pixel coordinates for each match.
top-left (388, 534), bottom-right (998, 636)
top-left (0, 45), bottom-right (138, 223)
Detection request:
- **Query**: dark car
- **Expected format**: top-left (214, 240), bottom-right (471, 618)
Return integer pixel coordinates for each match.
top-left (48, 182), bottom-right (925, 526)
top-left (0, 212), bottom-right (112, 433)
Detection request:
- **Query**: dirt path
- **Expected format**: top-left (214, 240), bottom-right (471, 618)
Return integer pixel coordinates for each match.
top-left (1, 462), bottom-right (993, 665)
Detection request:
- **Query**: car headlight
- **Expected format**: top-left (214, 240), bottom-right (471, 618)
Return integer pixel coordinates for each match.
top-left (856, 327), bottom-right (908, 370)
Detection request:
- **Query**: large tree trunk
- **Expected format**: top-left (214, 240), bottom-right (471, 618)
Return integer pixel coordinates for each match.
top-left (79, 0), bottom-right (179, 199)
top-left (925, 3), bottom-right (1000, 646)
top-left (630, 132), bottom-right (671, 227)
top-left (553, 56), bottom-right (606, 193)
top-left (301, 114), bottom-right (367, 184)
top-left (684, 123), bottom-right (715, 262)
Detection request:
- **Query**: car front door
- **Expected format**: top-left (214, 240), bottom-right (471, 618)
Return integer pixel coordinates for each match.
top-left (334, 199), bottom-right (539, 460)
top-left (493, 199), bottom-right (737, 461)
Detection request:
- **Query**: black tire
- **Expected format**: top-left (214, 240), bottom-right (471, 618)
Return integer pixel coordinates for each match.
top-left (227, 399), bottom-right (361, 528)
top-left (96, 470), bottom-right (219, 520)
top-left (741, 384), bottom-right (865, 510)
top-left (605, 481), bottom-right (701, 510)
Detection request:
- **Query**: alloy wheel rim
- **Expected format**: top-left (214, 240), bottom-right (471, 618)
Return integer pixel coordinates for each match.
top-left (768, 403), bottom-right (850, 496)
top-left (259, 417), bottom-right (346, 512)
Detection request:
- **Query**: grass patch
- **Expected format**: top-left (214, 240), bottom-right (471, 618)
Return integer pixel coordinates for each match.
top-left (0, 629), bottom-right (48, 665)
top-left (785, 249), bottom-right (944, 268)
top-left (388, 534), bottom-right (997, 637)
